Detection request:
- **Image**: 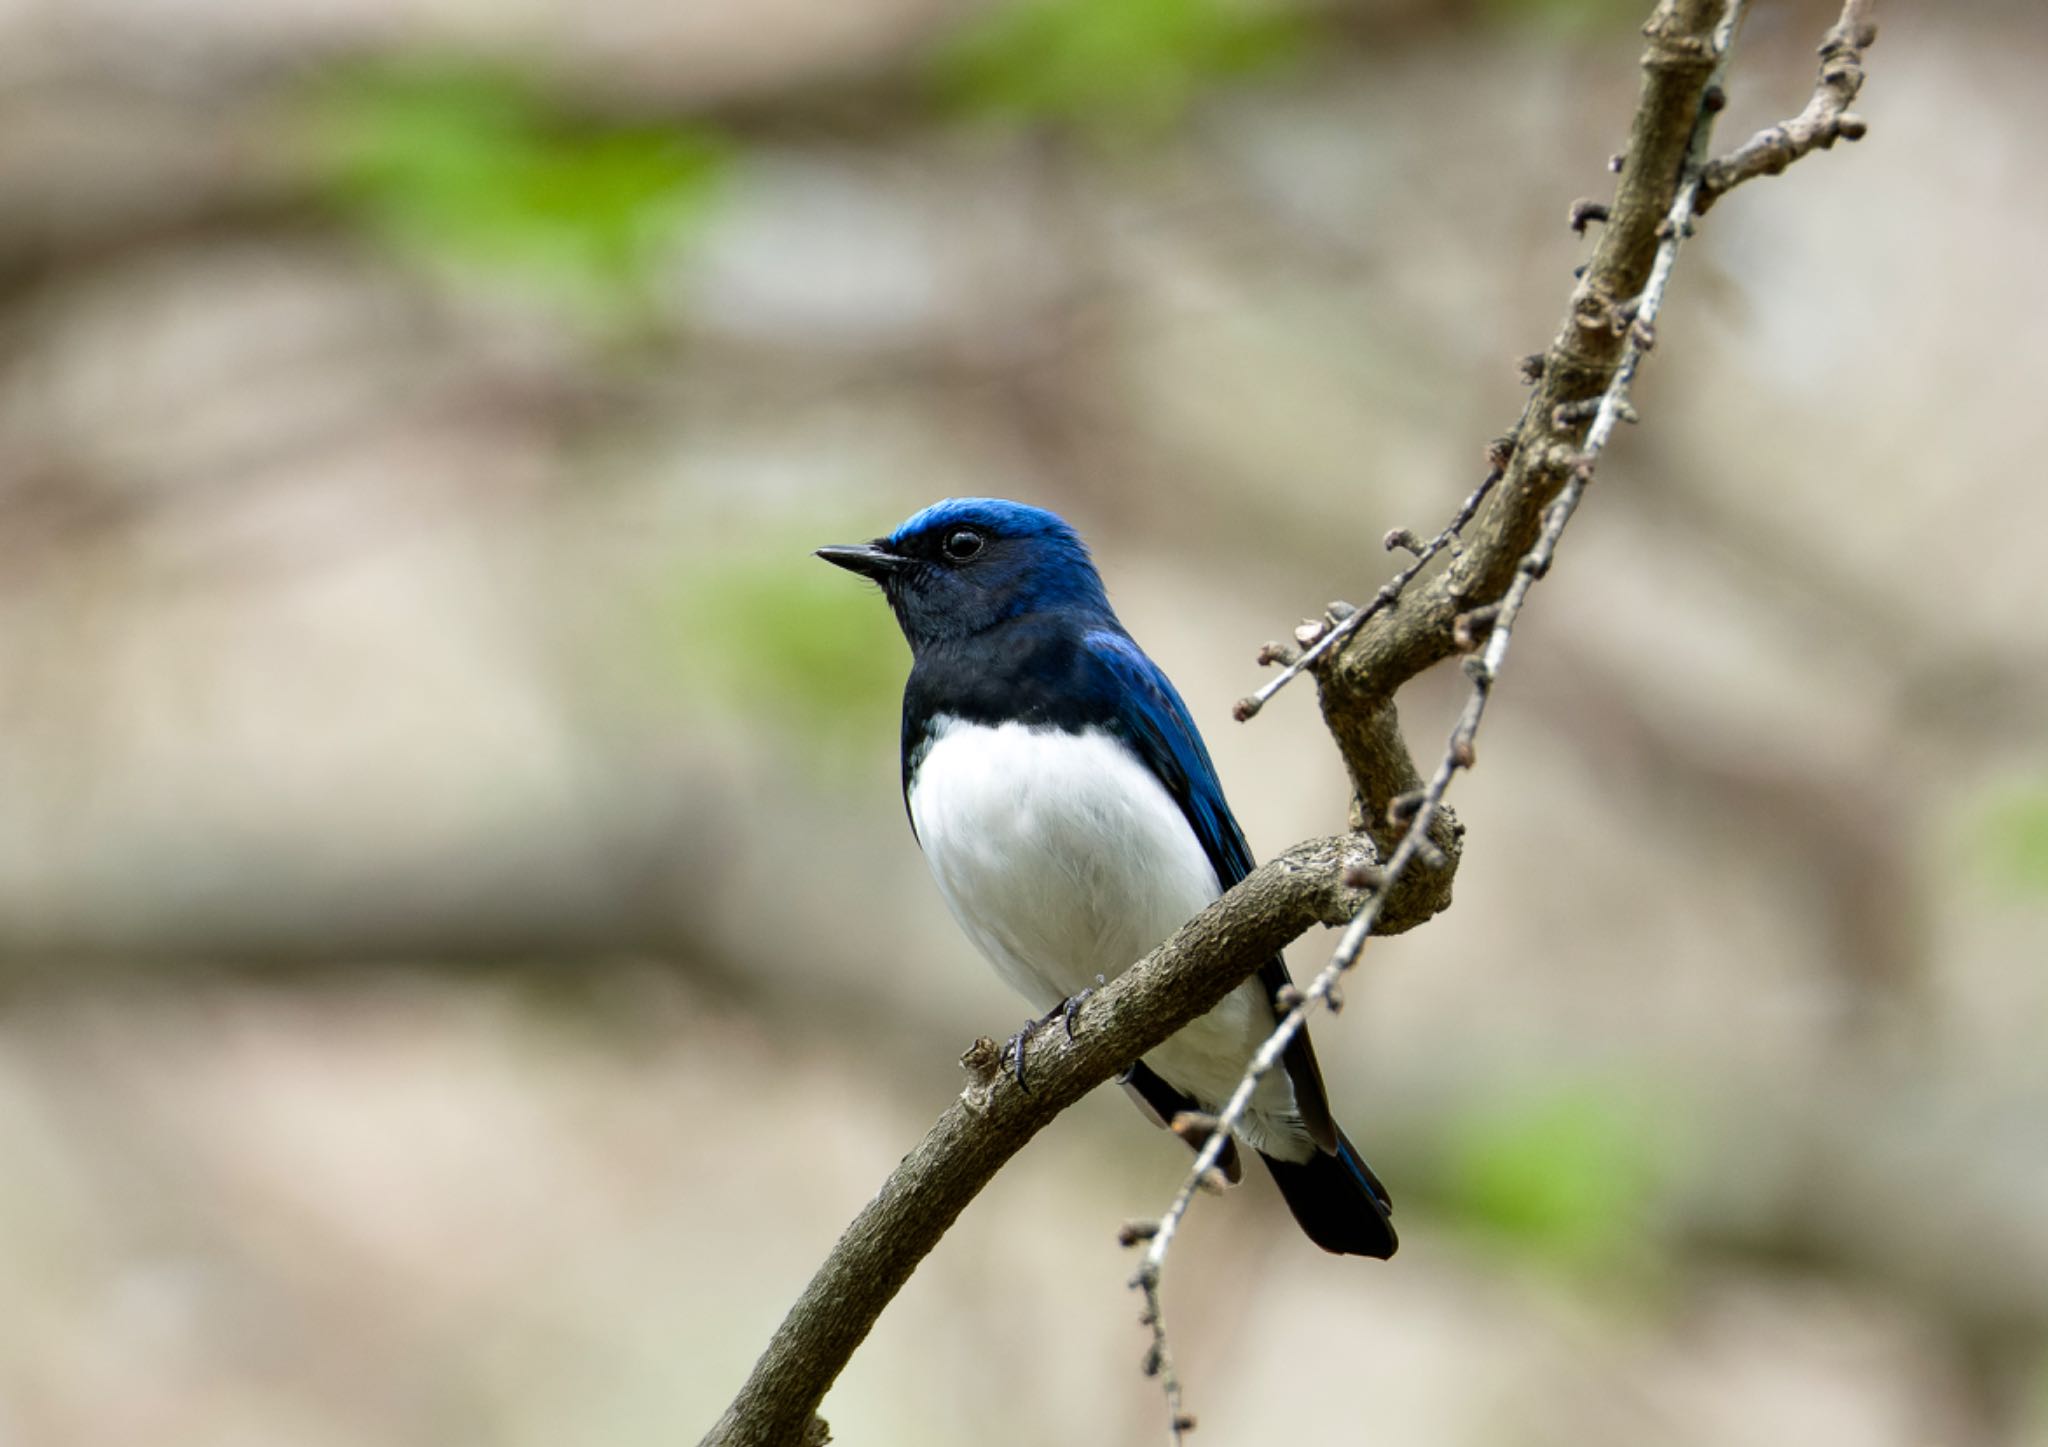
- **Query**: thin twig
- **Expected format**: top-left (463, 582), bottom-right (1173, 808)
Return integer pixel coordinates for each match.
top-left (1699, 0), bottom-right (1875, 211)
top-left (1234, 457), bottom-right (1505, 721)
top-left (1129, 4), bottom-right (1759, 1438)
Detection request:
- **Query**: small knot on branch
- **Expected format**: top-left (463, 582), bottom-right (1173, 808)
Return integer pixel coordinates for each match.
top-left (1119, 1220), bottom-right (1161, 1247)
top-left (1255, 640), bottom-right (1300, 668)
top-left (1518, 353), bottom-right (1546, 384)
top-left (1568, 198), bottom-right (1610, 234)
top-left (1273, 983), bottom-right (1305, 1013)
top-left (1294, 619), bottom-right (1329, 649)
top-left (1837, 111), bottom-right (1868, 141)
top-left (1387, 790), bottom-right (1425, 827)
top-left (1325, 600), bottom-right (1358, 622)
top-left (959, 1038), bottom-right (1004, 1112)
top-left (1818, 53), bottom-right (1861, 89)
top-left (1820, 18), bottom-right (1878, 58)
top-left (1571, 288), bottom-right (1629, 335)
top-left (1640, 21), bottom-right (1713, 66)
top-left (1341, 859), bottom-right (1386, 892)
top-left (1382, 526), bottom-right (1423, 556)
top-left (1538, 441), bottom-right (1586, 477)
top-left (1552, 396), bottom-right (1601, 429)
top-left (1453, 604), bottom-right (1500, 652)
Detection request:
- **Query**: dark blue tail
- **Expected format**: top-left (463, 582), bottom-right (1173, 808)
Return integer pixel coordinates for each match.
top-left (1259, 1128), bottom-right (1397, 1259)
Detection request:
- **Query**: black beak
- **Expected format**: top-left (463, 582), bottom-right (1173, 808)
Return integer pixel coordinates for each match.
top-left (815, 542), bottom-right (906, 582)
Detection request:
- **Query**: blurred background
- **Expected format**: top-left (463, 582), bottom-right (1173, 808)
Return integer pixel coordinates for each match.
top-left (0, 0), bottom-right (2043, 1442)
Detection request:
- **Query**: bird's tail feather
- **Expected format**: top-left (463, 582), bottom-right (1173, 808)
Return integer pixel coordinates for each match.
top-left (1259, 1128), bottom-right (1397, 1259)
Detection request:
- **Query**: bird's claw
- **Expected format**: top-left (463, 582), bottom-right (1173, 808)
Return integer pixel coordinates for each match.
top-left (1062, 975), bottom-right (1106, 1040)
top-left (1002, 1024), bottom-right (1034, 1091)
top-left (1005, 978), bottom-right (1109, 1089)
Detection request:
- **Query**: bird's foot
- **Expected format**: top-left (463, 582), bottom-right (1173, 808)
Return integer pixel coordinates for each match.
top-left (1062, 975), bottom-right (1107, 1040)
top-left (1001, 1020), bottom-right (1037, 1090)
top-left (1004, 979), bottom-right (1108, 1090)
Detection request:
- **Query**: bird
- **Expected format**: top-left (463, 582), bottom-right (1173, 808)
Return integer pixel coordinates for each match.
top-left (817, 498), bottom-right (1396, 1258)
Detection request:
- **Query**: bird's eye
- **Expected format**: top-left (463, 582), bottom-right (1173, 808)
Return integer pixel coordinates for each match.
top-left (942, 528), bottom-right (985, 561)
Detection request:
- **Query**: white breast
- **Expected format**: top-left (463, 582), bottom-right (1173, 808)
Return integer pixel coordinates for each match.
top-left (907, 715), bottom-right (1309, 1157)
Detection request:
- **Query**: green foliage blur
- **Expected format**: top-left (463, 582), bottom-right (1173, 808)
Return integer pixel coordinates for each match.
top-left (649, 545), bottom-right (906, 771)
top-left (931, 0), bottom-right (1308, 136)
top-left (1439, 1081), bottom-right (1679, 1270)
top-left (282, 0), bottom-right (1654, 334)
top-left (296, 61), bottom-right (730, 321)
top-left (1979, 780), bottom-right (2048, 896)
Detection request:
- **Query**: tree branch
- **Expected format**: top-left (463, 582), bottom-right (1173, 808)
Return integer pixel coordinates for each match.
top-left (1699, 0), bottom-right (1875, 210)
top-left (1309, 0), bottom-right (1728, 737)
top-left (698, 836), bottom-right (1380, 1447)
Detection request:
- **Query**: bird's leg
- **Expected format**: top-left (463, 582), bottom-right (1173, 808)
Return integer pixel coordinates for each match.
top-left (1004, 978), bottom-right (1109, 1089)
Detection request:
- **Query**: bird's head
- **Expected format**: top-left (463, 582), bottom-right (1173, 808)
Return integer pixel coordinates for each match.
top-left (817, 498), bottom-right (1111, 650)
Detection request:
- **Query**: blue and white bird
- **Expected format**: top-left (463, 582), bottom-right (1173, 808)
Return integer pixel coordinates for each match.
top-left (818, 498), bottom-right (1397, 1258)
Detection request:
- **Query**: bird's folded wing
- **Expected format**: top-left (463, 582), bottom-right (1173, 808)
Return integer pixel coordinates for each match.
top-left (1082, 629), bottom-right (1340, 1153)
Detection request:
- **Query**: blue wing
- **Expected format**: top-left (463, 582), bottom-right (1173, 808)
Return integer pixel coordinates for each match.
top-left (1082, 630), bottom-right (1256, 889)
top-left (1082, 628), bottom-right (1340, 1153)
